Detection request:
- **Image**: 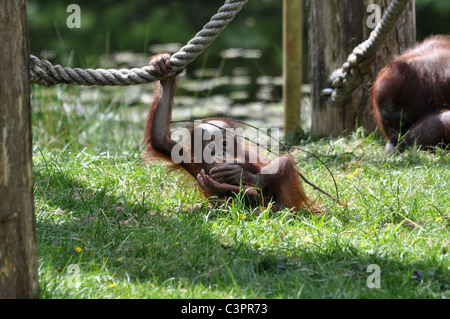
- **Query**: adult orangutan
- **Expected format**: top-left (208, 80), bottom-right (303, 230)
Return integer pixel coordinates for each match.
top-left (143, 53), bottom-right (320, 213)
top-left (371, 35), bottom-right (450, 154)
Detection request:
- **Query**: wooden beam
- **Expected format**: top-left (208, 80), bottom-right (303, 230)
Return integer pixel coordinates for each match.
top-left (308, 0), bottom-right (416, 137)
top-left (0, 0), bottom-right (39, 298)
top-left (283, 0), bottom-right (303, 134)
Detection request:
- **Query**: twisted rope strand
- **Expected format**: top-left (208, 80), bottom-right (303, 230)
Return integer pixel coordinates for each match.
top-left (323, 0), bottom-right (410, 107)
top-left (30, 0), bottom-right (248, 86)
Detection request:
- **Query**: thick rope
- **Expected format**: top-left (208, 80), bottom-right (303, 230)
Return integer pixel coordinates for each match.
top-left (30, 0), bottom-right (248, 86)
top-left (321, 0), bottom-right (410, 107)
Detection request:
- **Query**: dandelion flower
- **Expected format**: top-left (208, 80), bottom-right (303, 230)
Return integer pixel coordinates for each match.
top-left (76, 247), bottom-right (82, 253)
top-left (110, 283), bottom-right (115, 288)
top-left (347, 168), bottom-right (360, 179)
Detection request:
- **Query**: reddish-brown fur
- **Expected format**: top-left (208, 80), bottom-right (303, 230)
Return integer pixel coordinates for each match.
top-left (371, 35), bottom-right (450, 153)
top-left (143, 54), bottom-right (319, 213)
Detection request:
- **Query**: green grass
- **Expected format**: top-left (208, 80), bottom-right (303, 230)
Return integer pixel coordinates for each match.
top-left (32, 84), bottom-right (449, 299)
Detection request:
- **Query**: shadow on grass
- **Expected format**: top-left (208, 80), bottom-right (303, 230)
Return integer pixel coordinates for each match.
top-left (34, 168), bottom-right (449, 298)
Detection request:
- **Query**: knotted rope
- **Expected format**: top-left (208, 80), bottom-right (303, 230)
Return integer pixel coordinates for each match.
top-left (321, 0), bottom-right (410, 106)
top-left (30, 0), bottom-right (248, 86)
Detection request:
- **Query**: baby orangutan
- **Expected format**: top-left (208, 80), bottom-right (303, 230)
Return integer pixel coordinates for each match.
top-left (143, 53), bottom-right (319, 213)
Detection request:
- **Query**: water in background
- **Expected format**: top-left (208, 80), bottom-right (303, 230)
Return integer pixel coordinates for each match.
top-left (97, 45), bottom-right (312, 132)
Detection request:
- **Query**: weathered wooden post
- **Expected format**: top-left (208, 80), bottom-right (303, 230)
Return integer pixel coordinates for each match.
top-left (0, 0), bottom-right (39, 298)
top-left (308, 0), bottom-right (416, 137)
top-left (283, 0), bottom-right (303, 134)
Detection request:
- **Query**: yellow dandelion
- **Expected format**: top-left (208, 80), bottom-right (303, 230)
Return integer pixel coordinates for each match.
top-left (173, 242), bottom-right (179, 246)
top-left (437, 218), bottom-right (443, 222)
top-left (76, 247), bottom-right (82, 253)
top-left (110, 283), bottom-right (115, 288)
top-left (347, 168), bottom-right (360, 179)
top-left (118, 257), bottom-right (123, 261)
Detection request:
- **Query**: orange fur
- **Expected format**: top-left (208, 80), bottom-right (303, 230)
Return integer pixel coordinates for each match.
top-left (371, 35), bottom-right (450, 151)
top-left (143, 54), bottom-right (320, 213)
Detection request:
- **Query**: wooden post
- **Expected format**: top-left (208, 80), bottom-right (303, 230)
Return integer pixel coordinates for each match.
top-left (283, 0), bottom-right (303, 134)
top-left (0, 0), bottom-right (39, 298)
top-left (308, 0), bottom-right (416, 137)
